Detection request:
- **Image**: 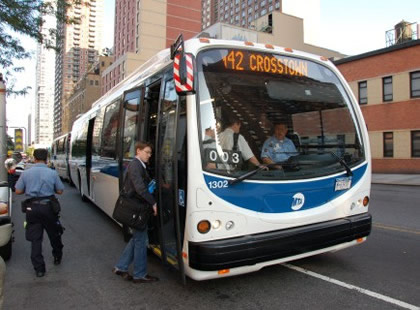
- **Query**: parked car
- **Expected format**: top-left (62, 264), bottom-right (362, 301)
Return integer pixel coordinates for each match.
top-left (0, 181), bottom-right (13, 260)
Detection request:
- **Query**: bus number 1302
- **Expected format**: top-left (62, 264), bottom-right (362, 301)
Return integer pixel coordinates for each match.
top-left (208, 180), bottom-right (228, 189)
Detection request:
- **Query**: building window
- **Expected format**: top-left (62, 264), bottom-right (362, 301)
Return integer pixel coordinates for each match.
top-left (410, 71), bottom-right (420, 98)
top-left (383, 76), bottom-right (393, 102)
top-left (358, 81), bottom-right (367, 105)
top-left (412, 131), bottom-right (420, 157)
top-left (383, 132), bottom-right (393, 157)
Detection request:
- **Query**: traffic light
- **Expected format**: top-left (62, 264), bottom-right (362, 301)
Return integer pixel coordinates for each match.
top-left (14, 128), bottom-right (23, 152)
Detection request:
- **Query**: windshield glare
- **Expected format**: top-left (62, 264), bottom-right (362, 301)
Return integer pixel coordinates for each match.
top-left (197, 48), bottom-right (365, 180)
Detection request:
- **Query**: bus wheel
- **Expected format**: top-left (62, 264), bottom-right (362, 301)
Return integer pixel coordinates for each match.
top-left (122, 225), bottom-right (132, 242)
top-left (0, 238), bottom-right (12, 261)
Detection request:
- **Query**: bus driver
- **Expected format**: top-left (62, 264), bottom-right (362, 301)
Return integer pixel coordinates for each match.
top-left (261, 122), bottom-right (297, 167)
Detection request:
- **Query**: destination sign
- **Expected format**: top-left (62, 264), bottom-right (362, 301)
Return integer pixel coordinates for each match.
top-left (222, 50), bottom-right (309, 77)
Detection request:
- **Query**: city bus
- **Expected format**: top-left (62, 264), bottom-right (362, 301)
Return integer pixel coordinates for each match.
top-left (51, 132), bottom-right (72, 183)
top-left (69, 36), bottom-right (372, 282)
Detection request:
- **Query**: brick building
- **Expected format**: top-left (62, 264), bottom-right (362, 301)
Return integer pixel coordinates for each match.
top-left (102, 0), bottom-right (202, 95)
top-left (335, 39), bottom-right (420, 173)
top-left (67, 55), bottom-right (113, 126)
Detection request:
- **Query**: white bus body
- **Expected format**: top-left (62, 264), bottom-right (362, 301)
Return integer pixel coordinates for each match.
top-left (69, 38), bottom-right (372, 281)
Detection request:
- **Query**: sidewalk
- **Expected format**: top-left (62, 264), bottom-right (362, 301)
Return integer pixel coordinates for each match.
top-left (372, 174), bottom-right (420, 186)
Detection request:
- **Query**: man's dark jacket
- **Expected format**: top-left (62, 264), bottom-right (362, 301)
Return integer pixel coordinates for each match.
top-left (123, 158), bottom-right (156, 206)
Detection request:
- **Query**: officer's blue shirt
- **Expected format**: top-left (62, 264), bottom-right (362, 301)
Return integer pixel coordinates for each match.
top-left (261, 136), bottom-right (298, 163)
top-left (15, 163), bottom-right (64, 197)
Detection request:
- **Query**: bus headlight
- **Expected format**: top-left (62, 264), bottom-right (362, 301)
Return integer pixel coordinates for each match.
top-left (212, 220), bottom-right (221, 230)
top-left (225, 221), bottom-right (234, 230)
top-left (197, 220), bottom-right (211, 234)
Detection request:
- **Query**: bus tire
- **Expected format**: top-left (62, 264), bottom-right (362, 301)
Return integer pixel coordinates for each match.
top-left (0, 238), bottom-right (12, 261)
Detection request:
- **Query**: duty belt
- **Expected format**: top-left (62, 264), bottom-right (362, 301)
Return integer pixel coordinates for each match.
top-left (32, 199), bottom-right (50, 206)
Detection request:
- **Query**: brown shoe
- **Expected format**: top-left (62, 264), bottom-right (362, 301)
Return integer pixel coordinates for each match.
top-left (132, 275), bottom-right (159, 283)
top-left (112, 267), bottom-right (133, 281)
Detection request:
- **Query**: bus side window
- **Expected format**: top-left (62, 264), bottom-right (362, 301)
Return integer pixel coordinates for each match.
top-left (100, 101), bottom-right (120, 159)
top-left (122, 89), bottom-right (141, 159)
top-left (92, 108), bottom-right (105, 156)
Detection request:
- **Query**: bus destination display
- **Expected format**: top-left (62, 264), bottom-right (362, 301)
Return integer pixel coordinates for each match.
top-left (222, 50), bottom-right (309, 77)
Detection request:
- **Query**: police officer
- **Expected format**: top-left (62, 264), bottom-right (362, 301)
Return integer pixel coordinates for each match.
top-left (15, 148), bottom-right (65, 277)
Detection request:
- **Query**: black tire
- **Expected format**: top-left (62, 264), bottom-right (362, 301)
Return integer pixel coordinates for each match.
top-left (122, 224), bottom-right (132, 242)
top-left (0, 238), bottom-right (12, 261)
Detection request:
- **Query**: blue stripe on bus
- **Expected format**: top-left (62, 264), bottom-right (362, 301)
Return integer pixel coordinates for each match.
top-left (99, 164), bottom-right (120, 178)
top-left (203, 164), bottom-right (367, 213)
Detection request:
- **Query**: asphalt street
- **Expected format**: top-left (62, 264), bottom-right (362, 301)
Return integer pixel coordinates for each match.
top-left (3, 183), bottom-right (420, 310)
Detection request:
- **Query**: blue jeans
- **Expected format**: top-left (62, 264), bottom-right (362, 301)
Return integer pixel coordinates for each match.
top-left (115, 228), bottom-right (148, 279)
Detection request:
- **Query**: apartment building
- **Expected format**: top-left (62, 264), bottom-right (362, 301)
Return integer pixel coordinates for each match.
top-left (335, 39), bottom-right (420, 173)
top-left (54, 0), bottom-right (104, 137)
top-left (202, 10), bottom-right (344, 60)
top-left (102, 0), bottom-right (202, 95)
top-left (35, 12), bottom-right (56, 145)
top-left (202, 0), bottom-right (282, 29)
top-left (67, 55), bottom-right (113, 124)
top-left (201, 0), bottom-right (320, 45)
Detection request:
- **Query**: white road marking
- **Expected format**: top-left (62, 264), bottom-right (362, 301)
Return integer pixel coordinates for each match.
top-left (373, 223), bottom-right (420, 235)
top-left (283, 263), bottom-right (420, 310)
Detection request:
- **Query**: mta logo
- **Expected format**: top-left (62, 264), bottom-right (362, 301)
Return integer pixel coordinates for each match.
top-left (291, 193), bottom-right (305, 211)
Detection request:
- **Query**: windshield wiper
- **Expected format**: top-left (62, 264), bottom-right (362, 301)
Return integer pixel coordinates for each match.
top-left (329, 152), bottom-right (353, 177)
top-left (228, 165), bottom-right (268, 185)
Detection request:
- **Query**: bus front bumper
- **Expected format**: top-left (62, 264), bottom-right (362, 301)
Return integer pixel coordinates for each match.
top-left (188, 213), bottom-right (372, 271)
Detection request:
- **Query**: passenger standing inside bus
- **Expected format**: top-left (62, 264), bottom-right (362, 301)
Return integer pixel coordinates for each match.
top-left (113, 142), bottom-right (159, 283)
top-left (261, 122), bottom-right (297, 166)
top-left (219, 118), bottom-right (264, 168)
top-left (15, 148), bottom-right (65, 277)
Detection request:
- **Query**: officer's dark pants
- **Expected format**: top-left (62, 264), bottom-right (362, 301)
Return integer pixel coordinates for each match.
top-left (25, 202), bottom-right (63, 272)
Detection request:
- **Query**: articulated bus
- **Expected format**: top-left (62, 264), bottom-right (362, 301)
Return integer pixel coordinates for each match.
top-left (51, 132), bottom-right (72, 183)
top-left (69, 36), bottom-right (372, 282)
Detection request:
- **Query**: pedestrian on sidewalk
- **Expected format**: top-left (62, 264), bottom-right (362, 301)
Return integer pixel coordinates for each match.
top-left (15, 148), bottom-right (65, 277)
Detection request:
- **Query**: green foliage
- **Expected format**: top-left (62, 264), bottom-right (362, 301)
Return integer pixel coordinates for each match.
top-left (6, 134), bottom-right (14, 151)
top-left (0, 0), bottom-right (79, 95)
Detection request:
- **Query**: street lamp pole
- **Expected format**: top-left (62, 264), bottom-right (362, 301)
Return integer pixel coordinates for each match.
top-left (0, 73), bottom-right (8, 182)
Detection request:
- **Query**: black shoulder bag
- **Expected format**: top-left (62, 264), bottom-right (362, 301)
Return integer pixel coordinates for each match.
top-left (112, 170), bottom-right (152, 231)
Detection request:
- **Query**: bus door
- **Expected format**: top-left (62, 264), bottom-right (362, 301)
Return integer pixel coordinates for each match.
top-left (118, 87), bottom-right (143, 189)
top-left (145, 74), bottom-right (185, 283)
top-left (86, 116), bottom-right (95, 194)
top-left (116, 88), bottom-right (143, 240)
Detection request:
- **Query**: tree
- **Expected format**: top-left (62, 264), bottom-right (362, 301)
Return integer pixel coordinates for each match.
top-left (6, 134), bottom-right (14, 151)
top-left (0, 0), bottom-right (78, 95)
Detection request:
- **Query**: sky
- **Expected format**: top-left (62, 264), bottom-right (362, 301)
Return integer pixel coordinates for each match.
top-left (4, 0), bottom-right (420, 143)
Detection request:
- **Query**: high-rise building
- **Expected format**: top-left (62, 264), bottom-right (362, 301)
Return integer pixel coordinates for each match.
top-left (67, 55), bottom-right (113, 123)
top-left (35, 12), bottom-right (56, 146)
top-left (54, 0), bottom-right (104, 137)
top-left (102, 0), bottom-right (202, 95)
top-left (202, 0), bottom-right (320, 45)
top-left (202, 0), bottom-right (282, 30)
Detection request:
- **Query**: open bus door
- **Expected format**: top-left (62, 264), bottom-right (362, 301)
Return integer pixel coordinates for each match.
top-left (118, 87), bottom-right (143, 241)
top-left (144, 76), bottom-right (186, 284)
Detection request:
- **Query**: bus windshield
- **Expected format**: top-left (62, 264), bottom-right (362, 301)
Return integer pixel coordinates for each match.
top-left (197, 48), bottom-right (365, 180)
